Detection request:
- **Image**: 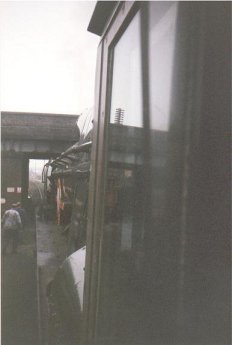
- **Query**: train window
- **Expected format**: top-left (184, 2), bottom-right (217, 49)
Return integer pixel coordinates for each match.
top-left (86, 2), bottom-right (230, 345)
top-left (149, 2), bottom-right (178, 222)
top-left (145, 2), bottom-right (179, 342)
top-left (149, 2), bottom-right (177, 131)
top-left (95, 3), bottom-right (181, 345)
top-left (110, 11), bottom-right (142, 127)
top-left (96, 10), bottom-right (146, 345)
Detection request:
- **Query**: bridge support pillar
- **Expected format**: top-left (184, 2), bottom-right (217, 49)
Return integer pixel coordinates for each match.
top-left (1, 153), bottom-right (28, 213)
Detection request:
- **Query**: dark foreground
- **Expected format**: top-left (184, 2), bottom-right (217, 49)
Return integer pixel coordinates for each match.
top-left (2, 217), bottom-right (80, 345)
top-left (1, 226), bottom-right (38, 345)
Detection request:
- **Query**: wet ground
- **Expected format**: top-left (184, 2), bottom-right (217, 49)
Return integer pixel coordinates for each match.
top-left (2, 217), bottom-right (69, 345)
top-left (36, 218), bottom-right (68, 344)
top-left (1, 225), bottom-right (38, 345)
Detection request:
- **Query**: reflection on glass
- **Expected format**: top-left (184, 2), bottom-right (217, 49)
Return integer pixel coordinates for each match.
top-left (110, 12), bottom-right (142, 127)
top-left (97, 11), bottom-right (145, 345)
top-left (149, 2), bottom-right (177, 131)
top-left (147, 2), bottom-right (178, 344)
top-left (149, 2), bottom-right (177, 225)
top-left (97, 3), bottom-right (179, 344)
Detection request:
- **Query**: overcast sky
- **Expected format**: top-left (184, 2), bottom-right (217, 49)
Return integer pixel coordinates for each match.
top-left (0, 1), bottom-right (99, 115)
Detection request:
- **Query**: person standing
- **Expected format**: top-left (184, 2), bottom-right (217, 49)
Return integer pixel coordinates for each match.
top-left (1, 204), bottom-right (22, 255)
top-left (16, 202), bottom-right (27, 230)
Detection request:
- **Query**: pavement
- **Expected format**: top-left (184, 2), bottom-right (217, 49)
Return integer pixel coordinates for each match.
top-left (1, 217), bottom-right (69, 345)
top-left (1, 224), bottom-right (38, 345)
top-left (36, 218), bottom-right (68, 345)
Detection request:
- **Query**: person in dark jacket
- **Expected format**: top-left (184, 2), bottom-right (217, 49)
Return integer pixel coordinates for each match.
top-left (15, 202), bottom-right (27, 230)
top-left (2, 204), bottom-right (22, 254)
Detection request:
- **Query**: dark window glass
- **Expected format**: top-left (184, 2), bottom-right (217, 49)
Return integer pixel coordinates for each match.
top-left (110, 12), bottom-right (142, 127)
top-left (149, 2), bottom-right (177, 131)
top-left (97, 3), bottom-right (180, 345)
top-left (147, 2), bottom-right (179, 343)
top-left (97, 12), bottom-right (146, 345)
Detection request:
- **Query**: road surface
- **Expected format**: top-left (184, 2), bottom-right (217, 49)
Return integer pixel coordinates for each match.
top-left (1, 225), bottom-right (38, 345)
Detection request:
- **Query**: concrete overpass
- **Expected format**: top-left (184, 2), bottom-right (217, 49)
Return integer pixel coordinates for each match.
top-left (1, 111), bottom-right (79, 211)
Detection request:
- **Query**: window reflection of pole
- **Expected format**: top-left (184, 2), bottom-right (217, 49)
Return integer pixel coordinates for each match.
top-left (114, 108), bottom-right (124, 125)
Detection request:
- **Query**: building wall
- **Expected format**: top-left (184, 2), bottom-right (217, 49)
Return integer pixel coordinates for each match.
top-left (1, 154), bottom-right (27, 214)
top-left (1, 111), bottom-right (80, 215)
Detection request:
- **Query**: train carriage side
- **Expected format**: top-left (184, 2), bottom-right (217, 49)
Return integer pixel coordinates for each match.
top-left (83, 2), bottom-right (231, 345)
top-left (42, 110), bottom-right (93, 252)
top-left (44, 2), bottom-right (230, 345)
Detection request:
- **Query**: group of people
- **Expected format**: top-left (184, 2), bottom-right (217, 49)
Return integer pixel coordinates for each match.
top-left (1, 202), bottom-right (27, 255)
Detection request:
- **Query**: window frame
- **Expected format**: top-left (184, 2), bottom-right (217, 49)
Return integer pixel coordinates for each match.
top-left (83, 1), bottom-right (206, 344)
top-left (83, 3), bottom-right (147, 344)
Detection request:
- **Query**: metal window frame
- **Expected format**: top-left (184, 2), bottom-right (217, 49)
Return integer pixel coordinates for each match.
top-left (83, 2), bottom-right (149, 344)
top-left (84, 2), bottom-right (231, 344)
